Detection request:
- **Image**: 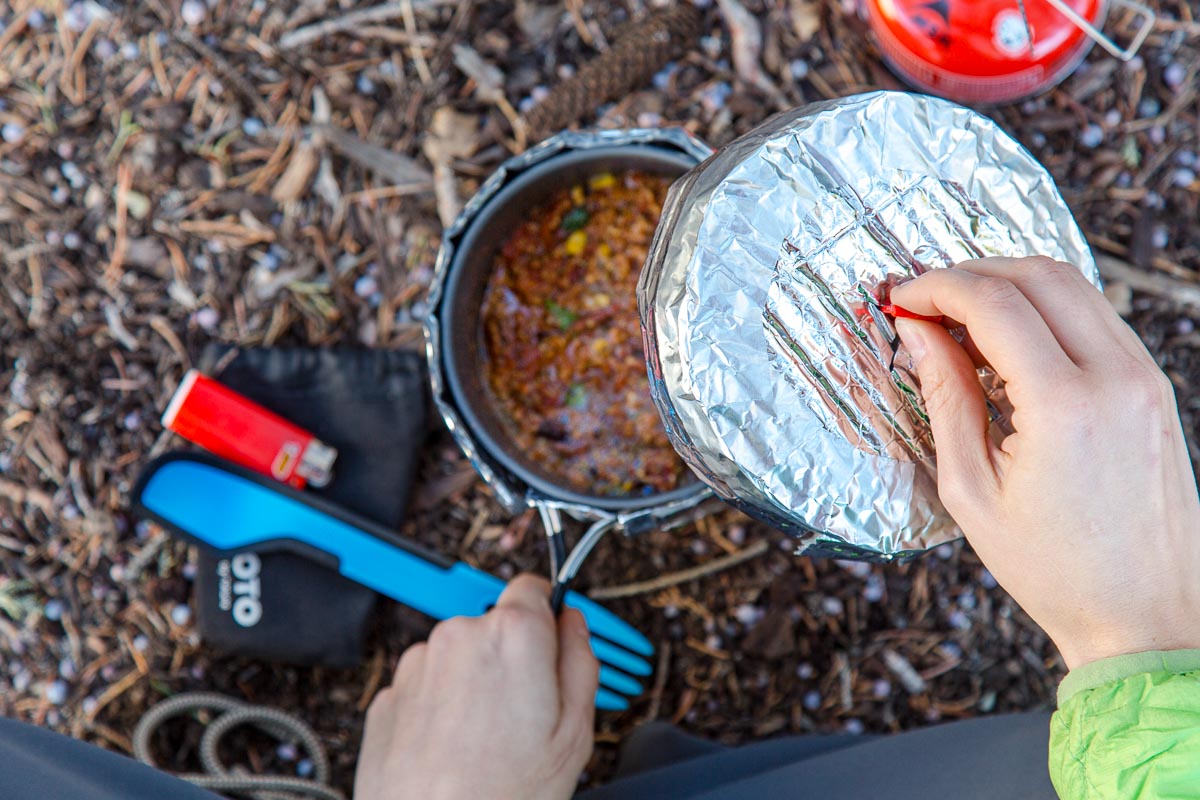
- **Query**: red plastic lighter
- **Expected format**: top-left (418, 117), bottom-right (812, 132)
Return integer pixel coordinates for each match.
top-left (162, 370), bottom-right (337, 489)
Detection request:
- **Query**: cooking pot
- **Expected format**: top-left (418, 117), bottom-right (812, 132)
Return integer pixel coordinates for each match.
top-left (425, 129), bottom-right (716, 587)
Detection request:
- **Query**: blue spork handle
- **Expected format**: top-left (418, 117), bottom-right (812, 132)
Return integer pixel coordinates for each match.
top-left (132, 454), bottom-right (653, 675)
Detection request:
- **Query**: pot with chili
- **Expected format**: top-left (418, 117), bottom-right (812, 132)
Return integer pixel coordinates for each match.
top-left (427, 130), bottom-right (713, 525)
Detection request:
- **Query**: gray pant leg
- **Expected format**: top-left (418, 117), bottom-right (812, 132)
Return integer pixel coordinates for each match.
top-left (580, 712), bottom-right (1054, 800)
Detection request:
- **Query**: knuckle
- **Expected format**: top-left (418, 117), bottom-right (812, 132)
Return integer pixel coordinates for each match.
top-left (427, 616), bottom-right (473, 650)
top-left (971, 276), bottom-right (1024, 311)
top-left (488, 604), bottom-right (543, 636)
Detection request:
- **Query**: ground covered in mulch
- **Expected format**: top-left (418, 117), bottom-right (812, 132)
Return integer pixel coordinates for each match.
top-left (1, 0), bottom-right (1198, 794)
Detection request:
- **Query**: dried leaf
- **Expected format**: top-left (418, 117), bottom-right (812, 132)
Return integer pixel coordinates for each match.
top-left (790, 0), bottom-right (820, 42)
top-left (452, 44), bottom-right (506, 104)
top-left (316, 124), bottom-right (432, 188)
top-left (423, 107), bottom-right (479, 227)
top-left (272, 139), bottom-right (319, 202)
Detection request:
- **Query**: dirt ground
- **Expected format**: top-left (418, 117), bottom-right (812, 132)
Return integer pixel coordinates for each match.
top-left (0, 0), bottom-right (1198, 794)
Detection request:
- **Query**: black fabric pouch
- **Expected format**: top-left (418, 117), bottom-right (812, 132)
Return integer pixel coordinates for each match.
top-left (192, 346), bottom-right (427, 668)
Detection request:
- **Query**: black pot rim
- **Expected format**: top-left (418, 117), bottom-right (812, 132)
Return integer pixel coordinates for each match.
top-left (440, 144), bottom-right (707, 512)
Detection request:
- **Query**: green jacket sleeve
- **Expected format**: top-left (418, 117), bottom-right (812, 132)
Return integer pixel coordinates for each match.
top-left (1049, 649), bottom-right (1200, 799)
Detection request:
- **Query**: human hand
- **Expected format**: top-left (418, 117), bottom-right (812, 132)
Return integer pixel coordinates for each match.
top-left (354, 574), bottom-right (598, 800)
top-left (891, 257), bottom-right (1200, 669)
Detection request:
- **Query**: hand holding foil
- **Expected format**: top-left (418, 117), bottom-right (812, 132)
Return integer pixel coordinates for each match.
top-left (892, 256), bottom-right (1200, 669)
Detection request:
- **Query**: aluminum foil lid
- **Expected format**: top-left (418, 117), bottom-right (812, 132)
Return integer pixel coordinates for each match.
top-left (639, 91), bottom-right (1097, 559)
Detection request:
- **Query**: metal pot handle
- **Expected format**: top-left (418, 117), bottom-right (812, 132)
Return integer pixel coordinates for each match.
top-left (533, 500), bottom-right (621, 610)
top-left (1046, 0), bottom-right (1155, 62)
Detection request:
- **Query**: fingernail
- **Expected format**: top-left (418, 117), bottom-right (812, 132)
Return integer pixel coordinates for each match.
top-left (894, 318), bottom-right (927, 365)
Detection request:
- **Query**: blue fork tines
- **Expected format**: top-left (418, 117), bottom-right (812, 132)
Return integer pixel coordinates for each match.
top-left (134, 454), bottom-right (654, 710)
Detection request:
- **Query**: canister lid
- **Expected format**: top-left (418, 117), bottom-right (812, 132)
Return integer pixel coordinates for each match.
top-left (639, 91), bottom-right (1097, 559)
top-left (864, 0), bottom-right (1103, 104)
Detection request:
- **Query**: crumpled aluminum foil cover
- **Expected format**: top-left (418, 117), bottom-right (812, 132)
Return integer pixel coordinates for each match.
top-left (639, 91), bottom-right (1098, 560)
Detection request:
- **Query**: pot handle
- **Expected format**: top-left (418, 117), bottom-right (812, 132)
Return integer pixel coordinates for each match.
top-left (1046, 0), bottom-right (1154, 62)
top-left (550, 516), bottom-right (621, 611)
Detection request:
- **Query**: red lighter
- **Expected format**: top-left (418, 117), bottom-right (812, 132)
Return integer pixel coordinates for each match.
top-left (162, 370), bottom-right (337, 489)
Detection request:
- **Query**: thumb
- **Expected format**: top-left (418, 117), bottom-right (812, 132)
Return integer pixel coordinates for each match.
top-left (895, 318), bottom-right (996, 505)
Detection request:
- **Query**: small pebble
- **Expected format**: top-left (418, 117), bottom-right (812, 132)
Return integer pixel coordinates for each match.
top-left (699, 82), bottom-right (732, 114)
top-left (556, 64), bottom-right (576, 80)
top-left (1148, 126), bottom-right (1166, 146)
top-left (354, 275), bottom-right (378, 299)
top-left (1177, 150), bottom-right (1198, 167)
top-left (936, 642), bottom-right (964, 662)
top-left (66, 3), bottom-right (90, 31)
top-left (133, 634), bottom-right (149, 652)
top-left (123, 411), bottom-right (142, 431)
top-left (1172, 168), bottom-right (1195, 188)
top-left (171, 604), bottom-right (192, 626)
top-left (59, 658), bottom-right (77, 680)
top-left (1115, 172), bottom-right (1133, 189)
top-left (935, 543), bottom-right (954, 560)
top-left (1175, 318), bottom-right (1195, 335)
top-left (948, 610), bottom-right (971, 630)
top-left (182, 562), bottom-right (198, 580)
top-left (662, 604), bottom-right (680, 619)
top-left (296, 759), bottom-right (315, 779)
top-left (733, 604), bottom-right (763, 627)
top-left (242, 118), bottom-right (265, 137)
top-left (96, 39), bottom-right (116, 60)
top-left (978, 690), bottom-right (998, 713)
top-left (518, 96), bottom-right (537, 113)
top-left (1124, 55), bottom-right (1144, 72)
top-left (690, 539), bottom-right (708, 556)
top-left (863, 575), bottom-right (885, 603)
top-left (45, 230), bottom-right (62, 246)
top-left (802, 689), bottom-right (821, 710)
top-left (410, 300), bottom-right (429, 321)
top-left (209, 80), bottom-right (224, 97)
top-left (1103, 108), bottom-right (1121, 126)
top-left (156, 31), bottom-right (169, 46)
top-left (82, 697), bottom-right (99, 715)
top-left (109, 564), bottom-right (125, 582)
top-left (1078, 124), bottom-right (1104, 149)
top-left (277, 742), bottom-right (298, 762)
top-left (13, 669), bottom-right (31, 693)
top-left (652, 63), bottom-right (676, 92)
top-left (121, 42), bottom-right (140, 60)
top-left (1029, 131), bottom-right (1047, 148)
top-left (1164, 62), bottom-right (1186, 89)
top-left (52, 186), bottom-right (70, 204)
top-left (1, 123), bottom-right (25, 144)
top-left (700, 35), bottom-right (722, 59)
top-left (872, 679), bottom-right (892, 699)
top-left (705, 634), bottom-right (723, 651)
top-left (835, 559), bottom-right (871, 579)
top-left (195, 306), bottom-right (220, 330)
top-left (28, 9), bottom-right (46, 29)
top-left (379, 61), bottom-right (398, 78)
top-left (844, 719), bottom-right (865, 735)
top-left (1152, 226), bottom-right (1170, 250)
top-left (1144, 190), bottom-right (1165, 209)
top-left (958, 591), bottom-right (977, 611)
top-left (727, 525), bottom-right (745, 545)
top-left (45, 680), bottom-right (69, 705)
top-left (44, 599), bottom-right (64, 621)
top-left (796, 662), bottom-right (815, 679)
top-left (356, 73), bottom-right (377, 95)
top-left (530, 86), bottom-right (550, 103)
top-left (1138, 97), bottom-right (1161, 118)
top-left (789, 59), bottom-right (810, 80)
top-left (820, 596), bottom-right (844, 616)
top-left (637, 112), bottom-right (663, 128)
top-left (181, 0), bottom-right (206, 25)
top-left (979, 569), bottom-right (998, 590)
top-left (63, 231), bottom-right (82, 250)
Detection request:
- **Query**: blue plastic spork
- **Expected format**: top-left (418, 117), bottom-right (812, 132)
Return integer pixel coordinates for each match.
top-left (133, 453), bottom-right (653, 711)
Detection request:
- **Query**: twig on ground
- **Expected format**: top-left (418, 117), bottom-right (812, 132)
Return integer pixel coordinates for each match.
top-left (589, 539), bottom-right (770, 600)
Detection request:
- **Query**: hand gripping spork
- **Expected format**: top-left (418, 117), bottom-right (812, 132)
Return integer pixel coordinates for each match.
top-left (133, 453), bottom-right (652, 711)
